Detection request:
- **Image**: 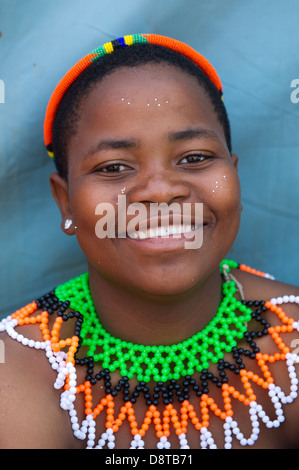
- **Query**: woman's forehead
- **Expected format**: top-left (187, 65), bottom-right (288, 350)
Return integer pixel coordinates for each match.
top-left (100, 62), bottom-right (199, 89)
top-left (67, 65), bottom-right (228, 162)
top-left (78, 64), bottom-right (216, 119)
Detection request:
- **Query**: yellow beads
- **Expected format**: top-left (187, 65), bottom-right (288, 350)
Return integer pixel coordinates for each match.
top-left (104, 42), bottom-right (114, 54)
top-left (124, 35), bottom-right (134, 46)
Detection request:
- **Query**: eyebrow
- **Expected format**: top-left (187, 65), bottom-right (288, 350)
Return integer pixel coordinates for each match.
top-left (83, 138), bottom-right (139, 160)
top-left (168, 127), bottom-right (220, 142)
top-left (83, 127), bottom-right (219, 160)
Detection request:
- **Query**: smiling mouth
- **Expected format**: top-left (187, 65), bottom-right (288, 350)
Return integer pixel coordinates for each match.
top-left (126, 223), bottom-right (203, 240)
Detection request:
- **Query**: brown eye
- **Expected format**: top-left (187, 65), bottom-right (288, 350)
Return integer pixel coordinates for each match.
top-left (99, 163), bottom-right (128, 173)
top-left (180, 154), bottom-right (210, 164)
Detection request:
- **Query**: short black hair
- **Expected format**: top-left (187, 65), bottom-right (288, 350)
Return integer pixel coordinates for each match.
top-left (52, 44), bottom-right (232, 179)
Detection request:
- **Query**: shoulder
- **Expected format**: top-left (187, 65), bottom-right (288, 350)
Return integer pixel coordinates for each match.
top-left (232, 265), bottom-right (299, 317)
top-left (232, 265), bottom-right (299, 446)
top-left (0, 311), bottom-right (77, 449)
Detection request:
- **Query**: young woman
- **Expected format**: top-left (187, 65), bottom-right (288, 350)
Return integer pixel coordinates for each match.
top-left (1, 34), bottom-right (299, 449)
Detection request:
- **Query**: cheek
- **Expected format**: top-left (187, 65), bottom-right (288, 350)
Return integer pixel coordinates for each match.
top-left (71, 189), bottom-right (97, 226)
top-left (205, 167), bottom-right (241, 215)
top-left (70, 186), bottom-right (114, 250)
top-left (70, 182), bottom-right (117, 226)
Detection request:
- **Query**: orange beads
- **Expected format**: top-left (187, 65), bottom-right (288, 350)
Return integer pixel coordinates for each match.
top-left (239, 264), bottom-right (269, 277)
top-left (6, 268), bottom-right (299, 449)
top-left (11, 301), bottom-right (38, 321)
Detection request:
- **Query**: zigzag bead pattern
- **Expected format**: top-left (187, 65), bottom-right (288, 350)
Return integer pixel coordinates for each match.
top-left (1, 263), bottom-right (299, 449)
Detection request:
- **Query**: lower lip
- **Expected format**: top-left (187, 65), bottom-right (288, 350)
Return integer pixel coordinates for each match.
top-left (122, 226), bottom-right (206, 252)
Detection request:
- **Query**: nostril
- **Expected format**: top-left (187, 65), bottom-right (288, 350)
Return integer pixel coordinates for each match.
top-left (129, 177), bottom-right (191, 206)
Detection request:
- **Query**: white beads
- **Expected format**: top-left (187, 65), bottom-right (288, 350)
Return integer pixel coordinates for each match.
top-left (0, 316), bottom-right (14, 332)
top-left (200, 428), bottom-right (217, 449)
top-left (270, 295), bottom-right (299, 305)
top-left (57, 361), bottom-right (77, 413)
top-left (130, 434), bottom-right (145, 449)
top-left (86, 417), bottom-right (97, 448)
top-left (265, 273), bottom-right (275, 280)
top-left (71, 351), bottom-right (299, 451)
top-left (3, 316), bottom-right (46, 350)
top-left (96, 428), bottom-right (115, 449)
top-left (178, 433), bottom-right (190, 449)
top-left (1, 286), bottom-right (299, 451)
top-left (157, 435), bottom-right (171, 449)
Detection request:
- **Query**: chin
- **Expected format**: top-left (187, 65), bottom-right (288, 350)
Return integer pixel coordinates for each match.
top-left (130, 267), bottom-right (207, 298)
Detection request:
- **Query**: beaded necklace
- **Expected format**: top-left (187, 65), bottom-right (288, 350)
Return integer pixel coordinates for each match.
top-left (55, 260), bottom-right (252, 383)
top-left (2, 259), bottom-right (299, 449)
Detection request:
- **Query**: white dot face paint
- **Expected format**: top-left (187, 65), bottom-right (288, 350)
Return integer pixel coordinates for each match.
top-left (122, 97), bottom-right (169, 108)
top-left (211, 175), bottom-right (229, 197)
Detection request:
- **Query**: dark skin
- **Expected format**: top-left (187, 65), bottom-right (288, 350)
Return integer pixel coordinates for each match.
top-left (1, 64), bottom-right (299, 449)
top-left (51, 64), bottom-right (242, 344)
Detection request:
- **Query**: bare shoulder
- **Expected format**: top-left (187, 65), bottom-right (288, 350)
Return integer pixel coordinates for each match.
top-left (232, 267), bottom-right (299, 447)
top-left (232, 267), bottom-right (299, 317)
top-left (0, 316), bottom-right (77, 449)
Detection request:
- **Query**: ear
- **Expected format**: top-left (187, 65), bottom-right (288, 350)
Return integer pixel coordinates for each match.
top-left (49, 172), bottom-right (76, 235)
top-left (231, 153), bottom-right (239, 171)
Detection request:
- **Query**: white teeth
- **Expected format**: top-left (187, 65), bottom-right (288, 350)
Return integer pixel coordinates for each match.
top-left (127, 224), bottom-right (200, 239)
top-left (138, 231), bottom-right (147, 239)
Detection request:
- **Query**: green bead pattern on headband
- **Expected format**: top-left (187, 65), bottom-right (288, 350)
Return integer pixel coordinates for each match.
top-left (90, 34), bottom-right (149, 62)
top-left (55, 259), bottom-right (251, 383)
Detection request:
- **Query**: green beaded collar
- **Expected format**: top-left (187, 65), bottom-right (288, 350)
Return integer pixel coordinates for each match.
top-left (55, 260), bottom-right (252, 383)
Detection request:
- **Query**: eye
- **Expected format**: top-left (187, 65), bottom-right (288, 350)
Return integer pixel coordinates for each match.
top-left (179, 153), bottom-right (213, 165)
top-left (97, 163), bottom-right (130, 174)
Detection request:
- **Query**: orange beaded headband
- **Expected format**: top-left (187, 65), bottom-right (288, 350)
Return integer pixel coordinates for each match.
top-left (44, 33), bottom-right (223, 158)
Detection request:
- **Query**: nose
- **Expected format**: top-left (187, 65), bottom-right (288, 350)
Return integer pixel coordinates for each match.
top-left (129, 167), bottom-right (191, 206)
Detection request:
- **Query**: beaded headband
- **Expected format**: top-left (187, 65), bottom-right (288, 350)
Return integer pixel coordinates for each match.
top-left (44, 33), bottom-right (223, 159)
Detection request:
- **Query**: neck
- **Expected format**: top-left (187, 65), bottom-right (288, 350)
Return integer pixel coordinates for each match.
top-left (87, 264), bottom-right (223, 345)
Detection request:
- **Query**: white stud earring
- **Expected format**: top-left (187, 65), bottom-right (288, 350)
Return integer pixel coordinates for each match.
top-left (64, 218), bottom-right (73, 230)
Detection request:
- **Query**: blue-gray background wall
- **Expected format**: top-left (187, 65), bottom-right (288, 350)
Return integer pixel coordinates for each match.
top-left (0, 0), bottom-right (298, 318)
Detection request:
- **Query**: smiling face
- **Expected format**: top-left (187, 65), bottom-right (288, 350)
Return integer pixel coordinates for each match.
top-left (50, 64), bottom-right (241, 296)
